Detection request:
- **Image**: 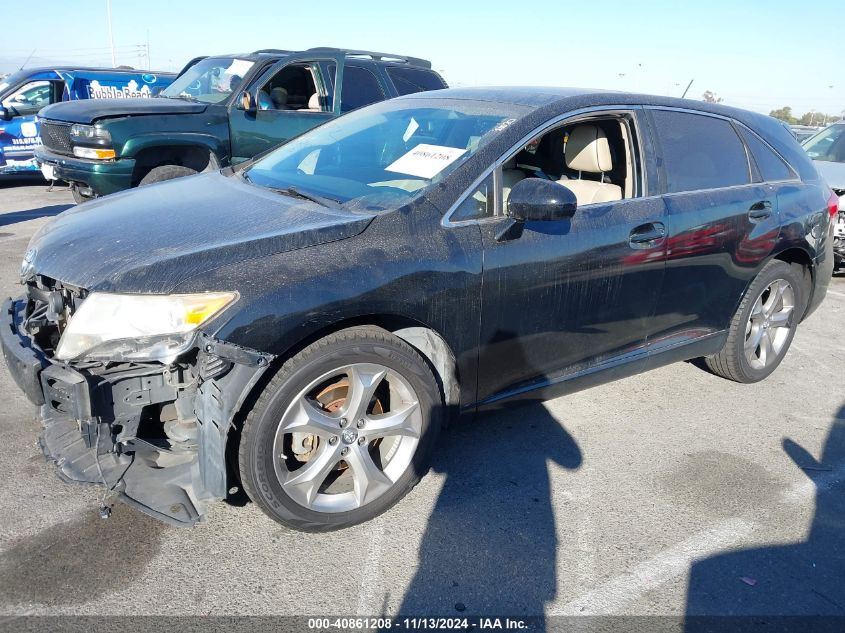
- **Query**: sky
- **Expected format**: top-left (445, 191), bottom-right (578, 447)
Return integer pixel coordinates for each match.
top-left (2, 0), bottom-right (842, 117)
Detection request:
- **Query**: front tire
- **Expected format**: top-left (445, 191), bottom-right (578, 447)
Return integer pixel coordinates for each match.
top-left (704, 260), bottom-right (806, 383)
top-left (138, 164), bottom-right (197, 186)
top-left (239, 326), bottom-right (443, 531)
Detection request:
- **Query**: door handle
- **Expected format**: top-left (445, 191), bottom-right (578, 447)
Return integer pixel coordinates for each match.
top-left (629, 222), bottom-right (666, 249)
top-left (748, 200), bottom-right (772, 221)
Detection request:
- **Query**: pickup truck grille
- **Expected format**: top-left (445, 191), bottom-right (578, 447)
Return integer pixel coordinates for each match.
top-left (39, 121), bottom-right (74, 156)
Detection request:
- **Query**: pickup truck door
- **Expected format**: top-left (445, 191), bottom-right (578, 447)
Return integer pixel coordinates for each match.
top-left (228, 52), bottom-right (345, 163)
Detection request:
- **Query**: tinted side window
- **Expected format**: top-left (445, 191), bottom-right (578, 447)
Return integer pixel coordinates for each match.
top-left (328, 65), bottom-right (384, 113)
top-left (386, 67), bottom-right (447, 95)
top-left (651, 110), bottom-right (750, 194)
top-left (739, 127), bottom-right (796, 182)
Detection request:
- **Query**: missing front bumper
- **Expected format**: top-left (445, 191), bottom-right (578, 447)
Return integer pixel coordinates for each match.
top-left (3, 297), bottom-right (274, 526)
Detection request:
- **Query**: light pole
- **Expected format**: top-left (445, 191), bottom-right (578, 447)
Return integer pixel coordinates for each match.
top-left (106, 0), bottom-right (116, 67)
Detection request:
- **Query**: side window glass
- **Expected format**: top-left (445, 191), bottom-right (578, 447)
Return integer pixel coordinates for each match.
top-left (651, 110), bottom-right (750, 194)
top-left (258, 63), bottom-right (320, 112)
top-left (739, 127), bottom-right (795, 182)
top-left (335, 65), bottom-right (384, 113)
top-left (386, 67), bottom-right (447, 95)
top-left (452, 173), bottom-right (495, 222)
top-left (2, 80), bottom-right (56, 116)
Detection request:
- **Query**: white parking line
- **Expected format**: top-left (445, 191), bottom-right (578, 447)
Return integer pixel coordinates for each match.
top-left (356, 516), bottom-right (386, 615)
top-left (548, 518), bottom-right (755, 615)
top-left (827, 290), bottom-right (845, 298)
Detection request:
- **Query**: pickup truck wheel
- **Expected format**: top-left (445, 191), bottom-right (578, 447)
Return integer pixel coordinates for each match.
top-left (704, 260), bottom-right (806, 383)
top-left (139, 164), bottom-right (197, 186)
top-left (239, 326), bottom-right (443, 532)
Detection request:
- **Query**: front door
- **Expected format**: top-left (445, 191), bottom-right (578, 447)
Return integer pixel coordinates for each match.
top-left (473, 111), bottom-right (668, 404)
top-left (229, 53), bottom-right (344, 163)
top-left (0, 79), bottom-right (63, 174)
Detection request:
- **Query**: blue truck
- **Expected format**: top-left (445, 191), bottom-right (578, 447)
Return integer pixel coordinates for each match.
top-left (0, 67), bottom-right (175, 175)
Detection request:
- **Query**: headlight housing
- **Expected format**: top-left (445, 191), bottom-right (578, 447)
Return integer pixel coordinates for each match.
top-left (55, 292), bottom-right (238, 362)
top-left (70, 124), bottom-right (111, 142)
top-left (70, 124), bottom-right (115, 160)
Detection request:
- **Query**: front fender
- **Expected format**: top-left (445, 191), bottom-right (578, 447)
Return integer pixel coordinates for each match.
top-left (119, 133), bottom-right (229, 164)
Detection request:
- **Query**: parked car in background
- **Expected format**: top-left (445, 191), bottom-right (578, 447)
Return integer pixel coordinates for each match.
top-left (0, 67), bottom-right (174, 176)
top-left (34, 48), bottom-right (447, 202)
top-left (802, 122), bottom-right (845, 269)
top-left (3, 88), bottom-right (833, 530)
top-left (790, 124), bottom-right (821, 143)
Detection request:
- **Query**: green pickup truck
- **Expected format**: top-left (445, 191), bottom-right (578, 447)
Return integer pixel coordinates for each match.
top-left (34, 47), bottom-right (446, 202)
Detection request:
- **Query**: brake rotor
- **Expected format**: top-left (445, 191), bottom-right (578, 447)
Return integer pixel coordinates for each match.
top-left (291, 377), bottom-right (384, 469)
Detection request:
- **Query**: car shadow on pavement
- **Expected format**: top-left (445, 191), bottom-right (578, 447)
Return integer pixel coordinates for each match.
top-left (0, 205), bottom-right (71, 227)
top-left (397, 331), bottom-right (583, 623)
top-left (685, 404), bottom-right (845, 630)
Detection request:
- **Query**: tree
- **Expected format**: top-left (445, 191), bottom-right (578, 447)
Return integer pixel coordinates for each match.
top-left (769, 106), bottom-right (797, 125)
top-left (702, 91), bottom-right (723, 103)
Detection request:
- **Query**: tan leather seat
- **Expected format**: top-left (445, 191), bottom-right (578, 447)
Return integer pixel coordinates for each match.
top-left (558, 125), bottom-right (622, 205)
top-left (302, 93), bottom-right (322, 111)
top-left (502, 168), bottom-right (526, 207)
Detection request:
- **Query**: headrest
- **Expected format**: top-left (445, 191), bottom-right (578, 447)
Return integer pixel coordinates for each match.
top-left (565, 124), bottom-right (613, 173)
top-left (308, 93), bottom-right (321, 109)
top-left (270, 87), bottom-right (288, 106)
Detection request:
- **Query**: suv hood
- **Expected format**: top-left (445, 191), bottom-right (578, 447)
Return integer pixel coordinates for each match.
top-left (26, 172), bottom-right (373, 293)
top-left (38, 97), bottom-right (207, 124)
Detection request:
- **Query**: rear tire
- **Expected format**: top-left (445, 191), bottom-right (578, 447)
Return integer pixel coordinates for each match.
top-left (239, 326), bottom-right (443, 531)
top-left (704, 260), bottom-right (806, 383)
top-left (139, 164), bottom-right (197, 186)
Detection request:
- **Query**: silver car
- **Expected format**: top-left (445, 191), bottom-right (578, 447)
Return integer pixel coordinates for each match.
top-left (803, 123), bottom-right (845, 269)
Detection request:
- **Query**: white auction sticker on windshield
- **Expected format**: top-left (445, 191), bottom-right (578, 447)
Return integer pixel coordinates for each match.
top-left (385, 144), bottom-right (467, 179)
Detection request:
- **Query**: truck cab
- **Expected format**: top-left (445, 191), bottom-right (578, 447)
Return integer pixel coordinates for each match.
top-left (34, 48), bottom-right (447, 202)
top-left (0, 67), bottom-right (174, 176)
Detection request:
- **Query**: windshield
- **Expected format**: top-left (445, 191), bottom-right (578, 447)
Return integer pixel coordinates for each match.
top-left (803, 124), bottom-right (845, 163)
top-left (244, 98), bottom-right (526, 210)
top-left (161, 57), bottom-right (254, 104)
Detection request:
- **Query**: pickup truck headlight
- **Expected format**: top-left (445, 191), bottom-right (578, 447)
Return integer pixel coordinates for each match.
top-left (70, 124), bottom-right (115, 160)
top-left (55, 292), bottom-right (238, 362)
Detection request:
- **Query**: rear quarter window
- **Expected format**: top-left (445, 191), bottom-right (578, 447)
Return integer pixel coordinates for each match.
top-left (386, 67), bottom-right (447, 96)
top-left (738, 127), bottom-right (796, 182)
top-left (651, 109), bottom-right (751, 194)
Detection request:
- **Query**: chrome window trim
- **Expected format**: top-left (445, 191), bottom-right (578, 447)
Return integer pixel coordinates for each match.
top-left (442, 104), bottom-right (648, 228)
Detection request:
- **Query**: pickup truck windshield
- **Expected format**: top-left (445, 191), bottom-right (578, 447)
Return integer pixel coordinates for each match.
top-left (161, 57), bottom-right (254, 104)
top-left (245, 98), bottom-right (526, 210)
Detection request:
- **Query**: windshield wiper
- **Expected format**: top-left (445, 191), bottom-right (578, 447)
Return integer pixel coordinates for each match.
top-left (270, 186), bottom-right (341, 209)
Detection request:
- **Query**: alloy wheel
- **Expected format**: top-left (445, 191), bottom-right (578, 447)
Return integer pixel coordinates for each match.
top-left (272, 363), bottom-right (422, 513)
top-left (744, 278), bottom-right (795, 370)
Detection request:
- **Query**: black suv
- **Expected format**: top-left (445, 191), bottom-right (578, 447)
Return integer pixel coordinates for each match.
top-left (33, 47), bottom-right (446, 202)
top-left (3, 88), bottom-right (834, 531)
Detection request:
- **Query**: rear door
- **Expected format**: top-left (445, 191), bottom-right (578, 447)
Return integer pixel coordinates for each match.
top-left (229, 52), bottom-right (344, 163)
top-left (645, 108), bottom-right (781, 352)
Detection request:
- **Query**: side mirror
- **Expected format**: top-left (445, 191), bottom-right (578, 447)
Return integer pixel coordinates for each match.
top-left (0, 107), bottom-right (10, 121)
top-left (237, 91), bottom-right (255, 113)
top-left (507, 178), bottom-right (577, 222)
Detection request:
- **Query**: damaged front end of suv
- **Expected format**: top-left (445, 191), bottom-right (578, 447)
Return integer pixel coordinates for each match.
top-left (3, 273), bottom-right (273, 526)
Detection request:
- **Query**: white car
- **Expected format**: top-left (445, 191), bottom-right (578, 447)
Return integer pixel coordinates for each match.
top-left (802, 123), bottom-right (845, 269)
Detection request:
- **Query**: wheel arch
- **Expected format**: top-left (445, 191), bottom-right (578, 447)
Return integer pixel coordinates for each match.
top-left (771, 246), bottom-right (815, 320)
top-left (126, 139), bottom-right (224, 186)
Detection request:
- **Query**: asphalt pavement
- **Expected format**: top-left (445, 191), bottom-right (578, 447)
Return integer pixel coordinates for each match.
top-left (0, 176), bottom-right (843, 620)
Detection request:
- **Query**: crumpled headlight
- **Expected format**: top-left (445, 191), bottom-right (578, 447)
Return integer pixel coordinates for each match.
top-left (55, 292), bottom-right (238, 362)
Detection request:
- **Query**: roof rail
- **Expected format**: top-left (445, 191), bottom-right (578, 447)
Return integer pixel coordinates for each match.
top-left (252, 49), bottom-right (295, 55)
top-left (305, 47), bottom-right (432, 69)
